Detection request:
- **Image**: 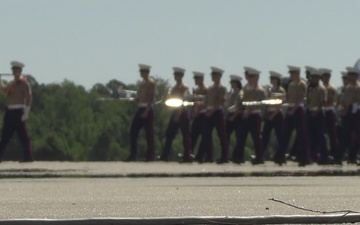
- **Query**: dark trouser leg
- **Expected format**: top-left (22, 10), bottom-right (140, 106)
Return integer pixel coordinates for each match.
top-left (144, 109), bottom-right (155, 161)
top-left (214, 110), bottom-right (228, 161)
top-left (273, 112), bottom-right (284, 154)
top-left (16, 120), bottom-right (33, 161)
top-left (325, 110), bottom-right (339, 158)
top-left (294, 108), bottom-right (310, 164)
top-left (199, 115), bottom-right (214, 161)
top-left (236, 117), bottom-right (248, 162)
top-left (249, 114), bottom-right (263, 161)
top-left (339, 113), bottom-right (352, 161)
top-left (179, 110), bottom-right (191, 160)
top-left (0, 110), bottom-right (17, 159)
top-left (190, 115), bottom-right (202, 153)
top-left (276, 113), bottom-right (294, 161)
top-left (161, 112), bottom-right (180, 160)
top-left (261, 118), bottom-right (273, 155)
top-left (129, 108), bottom-right (145, 158)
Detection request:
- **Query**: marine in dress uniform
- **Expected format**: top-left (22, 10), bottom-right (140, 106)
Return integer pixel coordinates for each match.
top-left (274, 65), bottom-right (310, 166)
top-left (235, 67), bottom-right (265, 164)
top-left (160, 67), bottom-right (192, 162)
top-left (338, 67), bottom-right (360, 164)
top-left (127, 64), bottom-right (155, 162)
top-left (0, 61), bottom-right (33, 162)
top-left (261, 71), bottom-right (286, 158)
top-left (320, 68), bottom-right (340, 163)
top-left (225, 75), bottom-right (243, 163)
top-left (201, 67), bottom-right (228, 164)
top-left (306, 69), bottom-right (329, 164)
top-left (190, 71), bottom-right (213, 163)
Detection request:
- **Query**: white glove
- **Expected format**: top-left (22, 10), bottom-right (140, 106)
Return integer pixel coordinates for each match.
top-left (22, 106), bottom-right (31, 121)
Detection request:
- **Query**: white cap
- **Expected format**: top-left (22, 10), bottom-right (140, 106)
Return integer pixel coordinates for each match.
top-left (210, 66), bottom-right (224, 74)
top-left (269, 71), bottom-right (282, 78)
top-left (173, 67), bottom-right (186, 73)
top-left (193, 71), bottom-right (204, 78)
top-left (287, 65), bottom-right (301, 72)
top-left (346, 66), bottom-right (359, 75)
top-left (309, 68), bottom-right (321, 76)
top-left (11, 61), bottom-right (25, 69)
top-left (244, 66), bottom-right (260, 75)
top-left (230, 74), bottom-right (242, 82)
top-left (318, 68), bottom-right (332, 75)
top-left (138, 64), bottom-right (151, 71)
top-left (341, 71), bottom-right (347, 77)
top-left (304, 65), bottom-right (317, 72)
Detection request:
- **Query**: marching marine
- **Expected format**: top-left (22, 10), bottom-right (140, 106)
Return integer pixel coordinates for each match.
top-left (338, 67), bottom-right (360, 164)
top-left (306, 68), bottom-right (329, 164)
top-left (225, 75), bottom-right (243, 163)
top-left (190, 71), bottom-right (213, 163)
top-left (159, 67), bottom-right (192, 162)
top-left (319, 68), bottom-right (340, 163)
top-left (127, 64), bottom-right (155, 162)
top-left (201, 67), bottom-right (229, 164)
top-left (235, 67), bottom-right (265, 164)
top-left (274, 65), bottom-right (310, 166)
top-left (262, 71), bottom-right (286, 157)
top-left (0, 61), bottom-right (33, 162)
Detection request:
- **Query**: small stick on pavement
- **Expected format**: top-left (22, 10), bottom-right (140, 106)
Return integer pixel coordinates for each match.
top-left (269, 198), bottom-right (360, 214)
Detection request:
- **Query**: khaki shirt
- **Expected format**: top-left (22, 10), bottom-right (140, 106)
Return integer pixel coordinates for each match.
top-left (226, 89), bottom-right (240, 108)
top-left (267, 86), bottom-right (286, 111)
top-left (205, 83), bottom-right (227, 109)
top-left (5, 80), bottom-right (31, 106)
top-left (241, 84), bottom-right (266, 111)
top-left (168, 82), bottom-right (190, 100)
top-left (342, 82), bottom-right (360, 107)
top-left (137, 78), bottom-right (155, 105)
top-left (323, 83), bottom-right (337, 106)
top-left (307, 84), bottom-right (326, 110)
top-left (193, 85), bottom-right (208, 96)
top-left (287, 79), bottom-right (307, 105)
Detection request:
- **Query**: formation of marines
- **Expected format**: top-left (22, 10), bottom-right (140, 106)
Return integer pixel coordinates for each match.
top-left (128, 64), bottom-right (360, 166)
top-left (0, 61), bottom-right (359, 167)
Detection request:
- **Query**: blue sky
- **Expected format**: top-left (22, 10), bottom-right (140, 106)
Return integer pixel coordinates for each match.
top-left (0, 0), bottom-right (359, 90)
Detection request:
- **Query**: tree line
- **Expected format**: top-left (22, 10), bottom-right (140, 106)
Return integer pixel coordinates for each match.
top-left (0, 76), bottom-right (278, 161)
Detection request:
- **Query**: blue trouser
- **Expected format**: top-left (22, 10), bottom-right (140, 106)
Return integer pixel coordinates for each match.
top-left (338, 108), bottom-right (360, 161)
top-left (162, 109), bottom-right (191, 160)
top-left (262, 111), bottom-right (284, 156)
top-left (324, 110), bottom-right (339, 158)
top-left (276, 107), bottom-right (309, 163)
top-left (235, 113), bottom-right (263, 161)
top-left (201, 109), bottom-right (228, 161)
top-left (307, 110), bottom-right (329, 162)
top-left (129, 107), bottom-right (155, 160)
top-left (226, 113), bottom-right (242, 159)
top-left (0, 108), bottom-right (33, 160)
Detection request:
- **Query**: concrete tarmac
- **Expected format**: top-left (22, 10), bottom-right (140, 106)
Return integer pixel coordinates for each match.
top-left (0, 162), bottom-right (360, 220)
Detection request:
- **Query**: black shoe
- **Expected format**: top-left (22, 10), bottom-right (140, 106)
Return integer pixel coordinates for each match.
top-left (216, 158), bottom-right (229, 164)
top-left (251, 158), bottom-right (264, 165)
top-left (232, 159), bottom-right (244, 164)
top-left (273, 156), bottom-right (286, 166)
top-left (19, 158), bottom-right (34, 163)
top-left (194, 155), bottom-right (203, 163)
top-left (298, 160), bottom-right (309, 167)
top-left (179, 158), bottom-right (192, 163)
top-left (203, 158), bottom-right (214, 163)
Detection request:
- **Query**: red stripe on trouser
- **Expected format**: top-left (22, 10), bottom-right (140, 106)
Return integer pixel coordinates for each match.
top-left (21, 121), bottom-right (32, 157)
top-left (255, 115), bottom-right (263, 160)
top-left (216, 110), bottom-right (228, 160)
top-left (145, 109), bottom-right (155, 160)
top-left (180, 112), bottom-right (191, 158)
top-left (299, 108), bottom-right (309, 160)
